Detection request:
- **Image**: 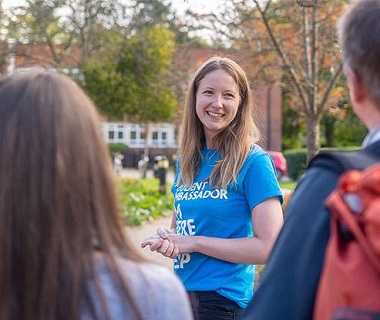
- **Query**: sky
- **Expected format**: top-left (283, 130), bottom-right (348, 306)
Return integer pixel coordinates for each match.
top-left (1, 0), bottom-right (224, 43)
top-left (2, 0), bottom-right (23, 8)
top-left (171, 0), bottom-right (224, 14)
top-left (2, 0), bottom-right (224, 14)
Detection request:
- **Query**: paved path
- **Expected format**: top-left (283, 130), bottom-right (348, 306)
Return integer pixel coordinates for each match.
top-left (118, 168), bottom-right (175, 182)
top-left (126, 215), bottom-right (173, 269)
top-left (120, 167), bottom-right (174, 268)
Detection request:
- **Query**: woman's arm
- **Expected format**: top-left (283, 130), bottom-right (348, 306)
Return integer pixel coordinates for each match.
top-left (162, 197), bottom-right (283, 264)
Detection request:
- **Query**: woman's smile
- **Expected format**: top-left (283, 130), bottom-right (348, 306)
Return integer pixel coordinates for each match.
top-left (196, 69), bottom-right (240, 147)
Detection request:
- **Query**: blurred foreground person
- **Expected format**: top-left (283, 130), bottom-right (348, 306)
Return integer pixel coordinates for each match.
top-left (0, 68), bottom-right (193, 320)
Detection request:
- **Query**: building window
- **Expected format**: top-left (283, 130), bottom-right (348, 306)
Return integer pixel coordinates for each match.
top-left (104, 123), bottom-right (125, 144)
top-left (151, 125), bottom-right (170, 147)
top-left (102, 122), bottom-right (176, 148)
top-left (152, 131), bottom-right (158, 146)
top-left (129, 124), bottom-right (145, 147)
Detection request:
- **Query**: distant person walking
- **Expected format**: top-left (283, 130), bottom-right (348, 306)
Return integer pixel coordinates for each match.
top-left (113, 152), bottom-right (124, 175)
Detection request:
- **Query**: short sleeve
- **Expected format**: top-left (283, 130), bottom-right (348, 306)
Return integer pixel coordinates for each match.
top-left (241, 151), bottom-right (283, 210)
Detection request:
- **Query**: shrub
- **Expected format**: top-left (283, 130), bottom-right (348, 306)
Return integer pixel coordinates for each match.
top-left (284, 149), bottom-right (307, 181)
top-left (108, 143), bottom-right (128, 156)
top-left (117, 178), bottom-right (173, 226)
top-left (284, 146), bottom-right (362, 181)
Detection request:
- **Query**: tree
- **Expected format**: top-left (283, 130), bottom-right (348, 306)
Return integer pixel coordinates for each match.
top-left (180, 0), bottom-right (347, 161)
top-left (321, 99), bottom-right (366, 147)
top-left (127, 0), bottom-right (195, 45)
top-left (83, 26), bottom-right (178, 174)
top-left (250, 0), bottom-right (345, 162)
top-left (84, 26), bottom-right (177, 118)
top-left (3, 0), bottom-right (126, 69)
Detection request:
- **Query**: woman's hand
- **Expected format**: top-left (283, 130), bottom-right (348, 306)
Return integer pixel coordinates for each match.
top-left (141, 227), bottom-right (179, 259)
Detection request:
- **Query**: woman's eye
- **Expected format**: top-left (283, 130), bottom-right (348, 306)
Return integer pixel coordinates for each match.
top-left (224, 93), bottom-right (234, 98)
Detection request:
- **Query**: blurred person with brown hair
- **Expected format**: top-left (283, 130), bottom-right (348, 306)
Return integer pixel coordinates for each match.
top-left (0, 68), bottom-right (193, 320)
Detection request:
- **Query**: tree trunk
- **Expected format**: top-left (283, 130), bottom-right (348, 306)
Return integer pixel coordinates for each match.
top-left (324, 118), bottom-right (336, 147)
top-left (305, 114), bottom-right (320, 164)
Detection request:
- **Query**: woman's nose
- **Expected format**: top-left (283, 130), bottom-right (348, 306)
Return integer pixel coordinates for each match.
top-left (211, 94), bottom-right (222, 107)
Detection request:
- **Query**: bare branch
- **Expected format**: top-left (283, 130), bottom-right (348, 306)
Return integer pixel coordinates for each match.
top-left (253, 0), bottom-right (309, 109)
top-left (318, 61), bottom-right (343, 112)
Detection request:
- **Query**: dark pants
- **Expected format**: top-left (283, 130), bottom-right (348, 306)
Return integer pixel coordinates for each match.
top-left (188, 291), bottom-right (244, 320)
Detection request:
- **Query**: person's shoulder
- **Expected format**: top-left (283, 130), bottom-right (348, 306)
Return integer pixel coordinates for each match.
top-left (309, 145), bottom-right (380, 173)
top-left (246, 144), bottom-right (271, 162)
top-left (365, 140), bottom-right (380, 154)
top-left (92, 257), bottom-right (192, 319)
top-left (117, 259), bottom-right (187, 296)
top-left (248, 144), bottom-right (265, 155)
top-left (136, 261), bottom-right (181, 286)
top-left (116, 260), bottom-right (192, 318)
top-left (236, 145), bottom-right (276, 185)
top-left (243, 145), bottom-right (274, 172)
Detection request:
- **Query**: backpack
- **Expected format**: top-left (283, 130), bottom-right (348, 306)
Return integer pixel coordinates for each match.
top-left (313, 158), bottom-right (380, 320)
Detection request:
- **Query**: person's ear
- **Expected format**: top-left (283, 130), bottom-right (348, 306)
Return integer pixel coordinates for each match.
top-left (346, 68), bottom-right (366, 105)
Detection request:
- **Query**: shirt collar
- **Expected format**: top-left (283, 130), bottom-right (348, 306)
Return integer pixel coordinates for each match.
top-left (362, 126), bottom-right (380, 147)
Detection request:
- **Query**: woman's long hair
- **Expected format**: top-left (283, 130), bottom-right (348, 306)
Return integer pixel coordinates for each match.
top-left (177, 56), bottom-right (260, 188)
top-left (0, 69), bottom-right (144, 320)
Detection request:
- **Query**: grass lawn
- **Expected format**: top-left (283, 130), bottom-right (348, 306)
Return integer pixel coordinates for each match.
top-left (279, 180), bottom-right (297, 190)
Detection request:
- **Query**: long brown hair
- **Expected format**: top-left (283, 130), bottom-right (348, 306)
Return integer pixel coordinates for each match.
top-left (0, 68), bottom-right (144, 320)
top-left (177, 56), bottom-right (260, 188)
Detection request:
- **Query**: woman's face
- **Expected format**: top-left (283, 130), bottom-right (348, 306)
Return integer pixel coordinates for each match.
top-left (195, 69), bottom-right (241, 148)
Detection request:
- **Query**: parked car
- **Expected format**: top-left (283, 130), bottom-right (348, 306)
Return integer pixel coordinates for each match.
top-left (267, 150), bottom-right (288, 180)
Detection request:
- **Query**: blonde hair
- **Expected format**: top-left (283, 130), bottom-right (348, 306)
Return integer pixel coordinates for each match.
top-left (177, 56), bottom-right (260, 188)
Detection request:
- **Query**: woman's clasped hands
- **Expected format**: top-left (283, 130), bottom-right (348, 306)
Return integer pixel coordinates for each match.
top-left (141, 227), bottom-right (180, 259)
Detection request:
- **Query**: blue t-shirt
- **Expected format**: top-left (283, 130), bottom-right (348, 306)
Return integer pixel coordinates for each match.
top-left (171, 145), bottom-right (283, 308)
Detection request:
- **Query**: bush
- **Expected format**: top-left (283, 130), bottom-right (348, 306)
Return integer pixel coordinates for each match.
top-left (117, 178), bottom-right (173, 226)
top-left (108, 143), bottom-right (128, 155)
top-left (284, 149), bottom-right (307, 181)
top-left (284, 146), bottom-right (362, 181)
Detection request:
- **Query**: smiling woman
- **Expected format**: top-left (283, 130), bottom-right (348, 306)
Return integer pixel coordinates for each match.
top-left (195, 68), bottom-right (240, 149)
top-left (142, 56), bottom-right (284, 320)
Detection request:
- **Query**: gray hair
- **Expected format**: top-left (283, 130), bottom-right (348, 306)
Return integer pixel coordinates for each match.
top-left (338, 0), bottom-right (380, 107)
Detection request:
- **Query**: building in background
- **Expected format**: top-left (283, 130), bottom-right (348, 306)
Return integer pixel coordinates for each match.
top-left (3, 44), bottom-right (283, 168)
top-left (102, 121), bottom-right (177, 167)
